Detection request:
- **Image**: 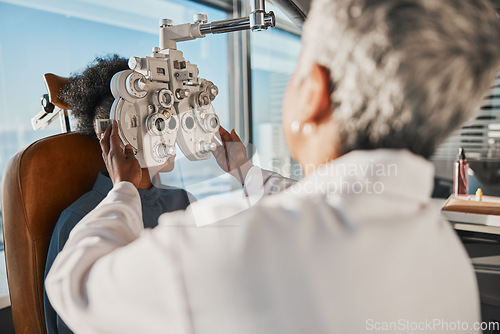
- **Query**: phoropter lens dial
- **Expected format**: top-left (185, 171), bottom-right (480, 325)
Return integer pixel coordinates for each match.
top-left (156, 89), bottom-right (173, 108)
top-left (203, 114), bottom-right (219, 133)
top-left (195, 108), bottom-right (219, 133)
top-left (181, 112), bottom-right (197, 133)
top-left (147, 113), bottom-right (178, 136)
top-left (125, 72), bottom-right (147, 99)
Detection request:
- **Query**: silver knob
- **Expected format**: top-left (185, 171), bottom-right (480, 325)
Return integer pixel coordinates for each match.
top-left (193, 13), bottom-right (208, 23)
top-left (198, 141), bottom-right (217, 154)
top-left (201, 81), bottom-right (218, 101)
top-left (207, 82), bottom-right (218, 100)
top-left (249, 11), bottom-right (266, 31)
top-left (197, 92), bottom-right (210, 106)
top-left (156, 143), bottom-right (176, 158)
top-left (175, 88), bottom-right (190, 100)
top-left (128, 57), bottom-right (142, 71)
top-left (135, 78), bottom-right (146, 91)
top-left (160, 19), bottom-right (173, 27)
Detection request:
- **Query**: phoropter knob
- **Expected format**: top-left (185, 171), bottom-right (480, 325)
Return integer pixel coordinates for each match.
top-left (175, 88), bottom-right (190, 100)
top-left (197, 92), bottom-right (210, 106)
top-left (201, 81), bottom-right (218, 101)
top-left (198, 141), bottom-right (217, 154)
top-left (125, 72), bottom-right (147, 99)
top-left (155, 143), bottom-right (176, 159)
top-left (160, 19), bottom-right (174, 27)
top-left (128, 57), bottom-right (143, 71)
top-left (194, 13), bottom-right (208, 23)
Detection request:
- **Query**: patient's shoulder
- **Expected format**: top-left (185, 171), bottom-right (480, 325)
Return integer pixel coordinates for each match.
top-left (155, 185), bottom-right (196, 211)
top-left (157, 185), bottom-right (193, 198)
top-left (62, 189), bottom-right (107, 218)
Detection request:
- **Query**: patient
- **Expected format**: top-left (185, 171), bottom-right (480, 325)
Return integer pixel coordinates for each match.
top-left (42, 55), bottom-right (194, 334)
top-left (43, 54), bottom-right (292, 334)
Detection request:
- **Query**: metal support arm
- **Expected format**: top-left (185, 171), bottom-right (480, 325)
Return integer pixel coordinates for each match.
top-left (159, 0), bottom-right (275, 51)
top-left (200, 12), bottom-right (275, 35)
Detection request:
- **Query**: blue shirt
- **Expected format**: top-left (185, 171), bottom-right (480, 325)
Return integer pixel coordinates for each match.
top-left (43, 172), bottom-right (194, 334)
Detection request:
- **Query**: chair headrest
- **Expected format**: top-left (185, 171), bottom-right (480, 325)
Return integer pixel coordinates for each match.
top-left (43, 73), bottom-right (70, 110)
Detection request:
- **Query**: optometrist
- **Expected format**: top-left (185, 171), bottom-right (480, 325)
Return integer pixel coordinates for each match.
top-left (46, 0), bottom-right (500, 332)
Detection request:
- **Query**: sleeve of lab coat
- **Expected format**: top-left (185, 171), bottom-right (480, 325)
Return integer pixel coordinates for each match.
top-left (45, 181), bottom-right (193, 334)
top-left (244, 166), bottom-right (297, 198)
top-left (187, 166), bottom-right (297, 227)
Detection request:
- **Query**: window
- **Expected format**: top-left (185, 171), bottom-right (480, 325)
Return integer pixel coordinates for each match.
top-left (432, 74), bottom-right (500, 197)
top-left (0, 0), bottom-right (303, 250)
top-left (0, 0), bottom-right (233, 251)
top-left (250, 10), bottom-right (302, 179)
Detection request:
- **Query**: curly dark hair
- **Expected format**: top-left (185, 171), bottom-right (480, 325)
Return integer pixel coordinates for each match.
top-left (59, 54), bottom-right (129, 137)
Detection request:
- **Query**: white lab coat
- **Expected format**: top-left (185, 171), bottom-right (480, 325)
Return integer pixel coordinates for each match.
top-left (46, 149), bottom-right (480, 334)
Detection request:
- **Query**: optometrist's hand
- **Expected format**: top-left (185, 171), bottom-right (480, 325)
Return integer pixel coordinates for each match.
top-left (100, 121), bottom-right (142, 188)
top-left (212, 126), bottom-right (254, 184)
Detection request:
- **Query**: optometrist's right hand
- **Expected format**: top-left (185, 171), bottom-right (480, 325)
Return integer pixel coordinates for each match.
top-left (100, 120), bottom-right (142, 188)
top-left (212, 126), bottom-right (254, 184)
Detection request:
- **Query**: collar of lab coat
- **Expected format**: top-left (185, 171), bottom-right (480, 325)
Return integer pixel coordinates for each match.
top-left (288, 149), bottom-right (434, 205)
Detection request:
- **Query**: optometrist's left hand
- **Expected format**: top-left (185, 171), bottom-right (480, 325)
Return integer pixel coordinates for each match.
top-left (100, 120), bottom-right (142, 188)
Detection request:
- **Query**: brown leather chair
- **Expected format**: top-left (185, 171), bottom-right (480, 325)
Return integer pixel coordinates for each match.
top-left (1, 133), bottom-right (105, 333)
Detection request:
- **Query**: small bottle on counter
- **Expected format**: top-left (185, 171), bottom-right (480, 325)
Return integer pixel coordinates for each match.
top-left (453, 147), bottom-right (469, 196)
top-left (475, 188), bottom-right (483, 201)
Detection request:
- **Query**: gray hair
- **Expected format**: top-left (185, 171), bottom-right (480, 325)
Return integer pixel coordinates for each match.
top-left (300, 0), bottom-right (500, 158)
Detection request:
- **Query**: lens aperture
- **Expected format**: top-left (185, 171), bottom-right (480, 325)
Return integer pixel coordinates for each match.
top-left (155, 118), bottom-right (166, 132)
